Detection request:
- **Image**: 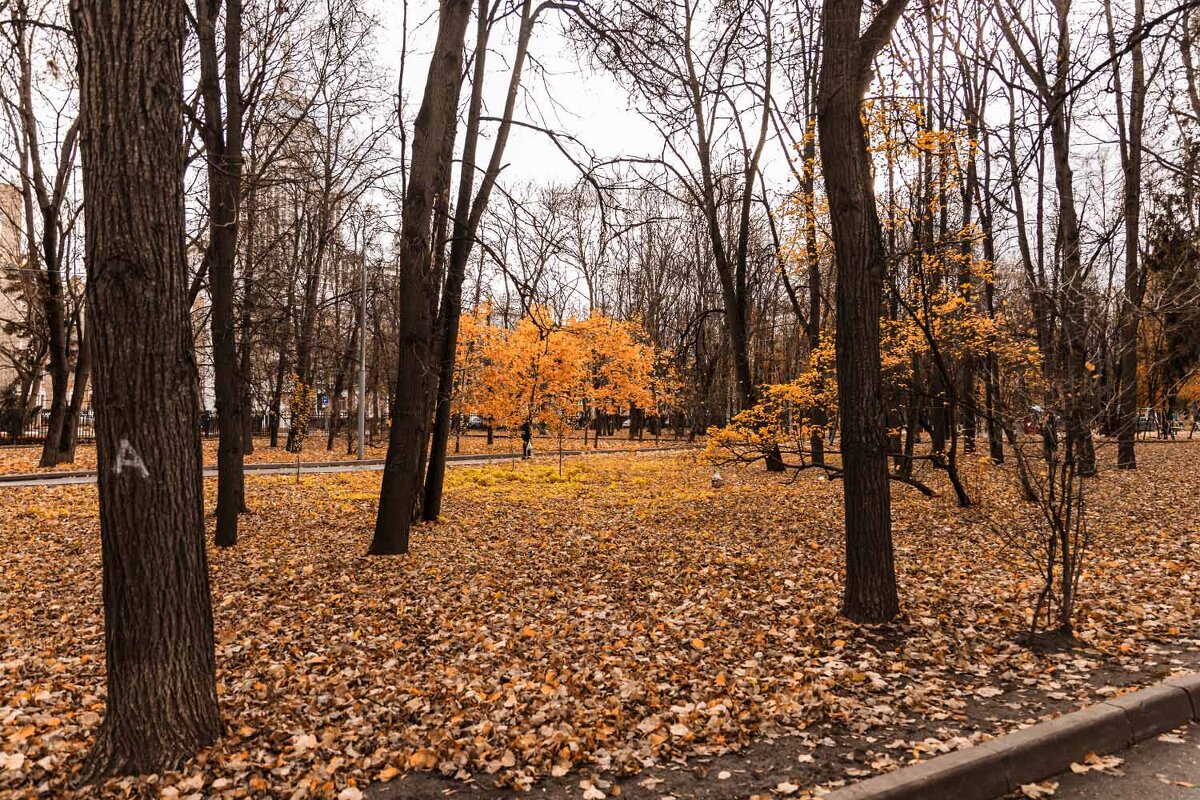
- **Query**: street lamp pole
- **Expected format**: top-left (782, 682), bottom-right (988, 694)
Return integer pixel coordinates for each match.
top-left (357, 233), bottom-right (367, 461)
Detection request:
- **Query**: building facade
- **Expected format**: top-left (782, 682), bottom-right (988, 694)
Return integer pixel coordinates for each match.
top-left (0, 183), bottom-right (25, 395)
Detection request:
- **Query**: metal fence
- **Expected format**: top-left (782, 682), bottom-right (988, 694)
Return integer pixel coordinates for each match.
top-left (0, 408), bottom-right (97, 447)
top-left (2, 408), bottom-right (698, 447)
top-left (1, 408), bottom-right (223, 447)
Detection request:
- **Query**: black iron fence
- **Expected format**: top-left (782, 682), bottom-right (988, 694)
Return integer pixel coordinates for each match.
top-left (2, 407), bottom-right (701, 447)
top-left (0, 408), bottom-right (97, 446)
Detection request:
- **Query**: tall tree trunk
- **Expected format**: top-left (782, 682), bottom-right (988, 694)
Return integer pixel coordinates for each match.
top-left (73, 0), bottom-right (220, 778)
top-left (371, 0), bottom-right (473, 555)
top-left (1108, 0), bottom-right (1145, 469)
top-left (817, 0), bottom-right (908, 624)
top-left (10, 5), bottom-right (81, 467)
top-left (197, 0), bottom-right (246, 545)
top-left (424, 0), bottom-right (538, 521)
top-left (803, 123), bottom-right (826, 466)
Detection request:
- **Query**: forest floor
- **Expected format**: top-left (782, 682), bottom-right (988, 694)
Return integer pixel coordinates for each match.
top-left (0, 431), bottom-right (692, 474)
top-left (1, 443), bottom-right (1197, 799)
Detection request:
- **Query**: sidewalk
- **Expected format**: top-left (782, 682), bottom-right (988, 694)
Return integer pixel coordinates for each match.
top-left (825, 674), bottom-right (1200, 800)
top-left (1046, 721), bottom-right (1199, 799)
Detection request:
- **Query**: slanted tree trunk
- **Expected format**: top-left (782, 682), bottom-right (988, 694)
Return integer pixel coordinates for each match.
top-left (424, 0), bottom-right (539, 521)
top-left (817, 0), bottom-right (909, 624)
top-left (73, 0), bottom-right (221, 778)
top-left (371, 0), bottom-right (472, 555)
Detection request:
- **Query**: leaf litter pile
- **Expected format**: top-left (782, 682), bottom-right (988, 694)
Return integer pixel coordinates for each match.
top-left (1, 443), bottom-right (1198, 799)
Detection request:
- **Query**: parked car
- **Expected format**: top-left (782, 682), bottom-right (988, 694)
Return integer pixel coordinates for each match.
top-left (467, 414), bottom-right (486, 430)
top-left (621, 417), bottom-right (631, 429)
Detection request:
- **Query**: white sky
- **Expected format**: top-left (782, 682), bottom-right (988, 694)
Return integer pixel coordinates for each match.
top-left (371, 0), bottom-right (659, 186)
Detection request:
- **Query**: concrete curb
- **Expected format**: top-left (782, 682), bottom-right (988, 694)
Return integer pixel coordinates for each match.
top-left (825, 673), bottom-right (1200, 800)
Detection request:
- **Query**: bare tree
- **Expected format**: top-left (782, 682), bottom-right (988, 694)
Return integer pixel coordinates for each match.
top-left (1106, 0), bottom-right (1147, 469)
top-left (194, 0), bottom-right (248, 546)
top-left (371, 0), bottom-right (473, 555)
top-left (424, 0), bottom-right (552, 521)
top-left (817, 0), bottom-right (909, 623)
top-left (0, 0), bottom-right (85, 466)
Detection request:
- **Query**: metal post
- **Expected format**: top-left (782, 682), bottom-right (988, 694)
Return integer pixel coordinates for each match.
top-left (357, 244), bottom-right (367, 460)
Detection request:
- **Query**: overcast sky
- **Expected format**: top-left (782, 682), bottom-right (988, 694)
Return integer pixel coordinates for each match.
top-left (371, 0), bottom-right (660, 187)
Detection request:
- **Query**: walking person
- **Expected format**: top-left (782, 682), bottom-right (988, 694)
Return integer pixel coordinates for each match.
top-left (520, 419), bottom-right (533, 460)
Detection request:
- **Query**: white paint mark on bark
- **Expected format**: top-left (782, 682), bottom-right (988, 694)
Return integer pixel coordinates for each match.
top-left (113, 439), bottom-right (149, 478)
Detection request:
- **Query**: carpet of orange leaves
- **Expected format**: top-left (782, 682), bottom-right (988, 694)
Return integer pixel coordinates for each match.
top-left (0, 443), bottom-right (1197, 798)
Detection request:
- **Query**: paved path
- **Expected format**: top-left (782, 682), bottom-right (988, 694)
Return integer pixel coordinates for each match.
top-left (0, 445), bottom-right (696, 487)
top-left (1042, 722), bottom-right (1200, 798)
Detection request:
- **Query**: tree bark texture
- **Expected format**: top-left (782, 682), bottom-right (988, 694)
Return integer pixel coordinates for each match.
top-left (73, 0), bottom-right (222, 778)
top-left (817, 0), bottom-right (908, 623)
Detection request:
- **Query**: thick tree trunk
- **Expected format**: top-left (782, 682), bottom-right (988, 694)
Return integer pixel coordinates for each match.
top-left (818, 0), bottom-right (908, 624)
top-left (73, 0), bottom-right (221, 779)
top-left (371, 0), bottom-right (472, 555)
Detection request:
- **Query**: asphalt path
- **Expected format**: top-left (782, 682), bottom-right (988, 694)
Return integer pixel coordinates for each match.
top-left (1037, 722), bottom-right (1200, 799)
top-left (0, 445), bottom-right (696, 487)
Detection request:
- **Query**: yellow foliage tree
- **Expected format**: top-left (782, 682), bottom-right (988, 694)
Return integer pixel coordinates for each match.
top-left (458, 307), bottom-right (662, 442)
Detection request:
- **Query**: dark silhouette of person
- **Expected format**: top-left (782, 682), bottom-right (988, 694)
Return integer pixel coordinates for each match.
top-left (520, 419), bottom-right (532, 459)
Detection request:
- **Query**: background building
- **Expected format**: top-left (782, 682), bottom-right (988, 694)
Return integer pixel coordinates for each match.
top-left (0, 182), bottom-right (25, 395)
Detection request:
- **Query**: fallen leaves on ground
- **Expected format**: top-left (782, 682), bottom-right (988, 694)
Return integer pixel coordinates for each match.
top-left (0, 443), bottom-right (1198, 798)
top-left (1020, 780), bottom-right (1059, 798)
top-left (1068, 752), bottom-right (1125, 776)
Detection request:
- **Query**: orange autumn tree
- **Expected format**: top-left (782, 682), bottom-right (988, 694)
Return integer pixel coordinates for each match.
top-left (449, 303), bottom-right (503, 446)
top-left (573, 313), bottom-right (656, 443)
top-left (706, 271), bottom-right (1039, 489)
top-left (460, 307), bottom-right (661, 444)
top-left (707, 101), bottom-right (1042, 494)
top-left (704, 335), bottom-right (837, 468)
